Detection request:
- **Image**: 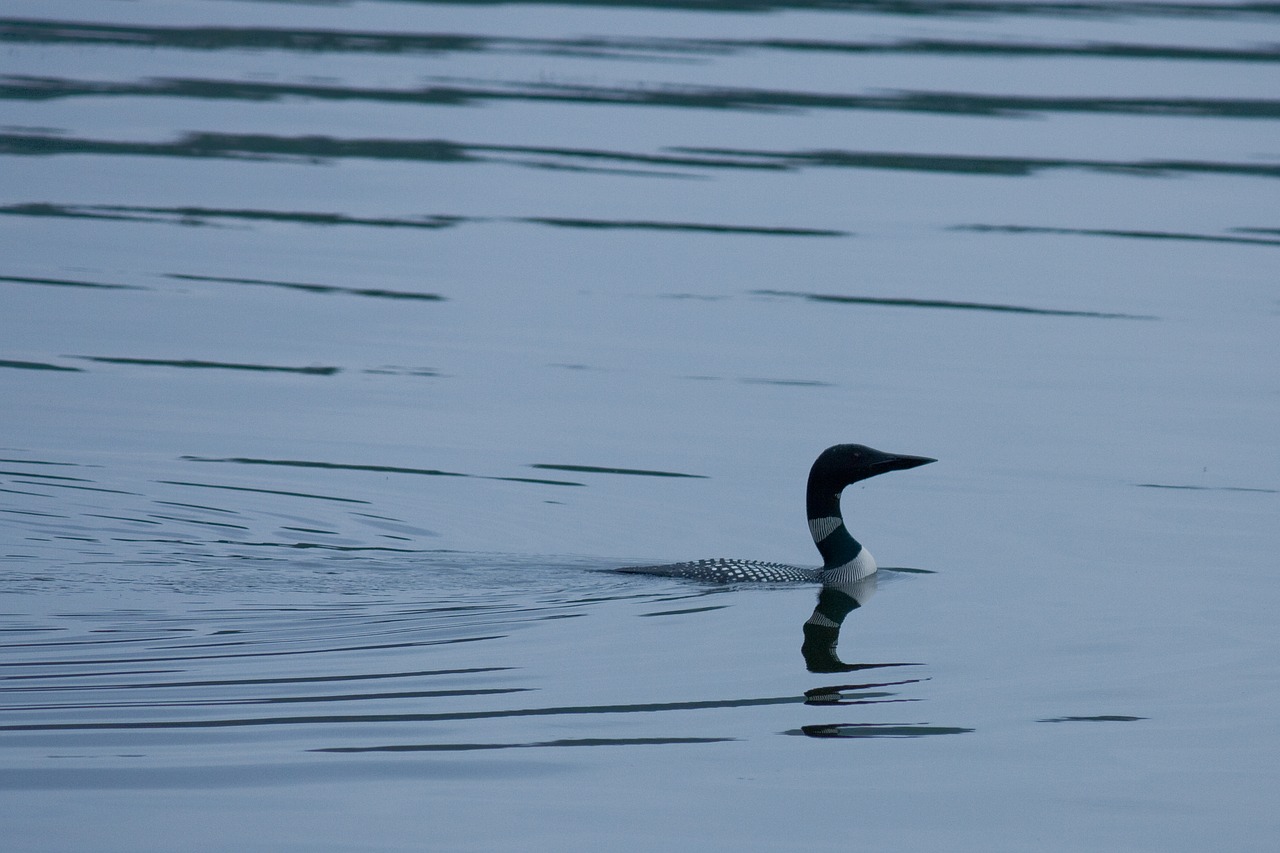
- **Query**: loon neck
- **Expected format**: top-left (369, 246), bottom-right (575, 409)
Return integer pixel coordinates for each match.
top-left (806, 489), bottom-right (863, 569)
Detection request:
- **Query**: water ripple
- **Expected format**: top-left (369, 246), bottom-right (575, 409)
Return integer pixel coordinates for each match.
top-left (181, 456), bottom-right (586, 488)
top-left (956, 223), bottom-right (1280, 247)
top-left (0, 203), bottom-right (839, 238)
top-left (314, 736), bottom-right (734, 752)
top-left (4, 19), bottom-right (1280, 63)
top-left (0, 273), bottom-right (141, 290)
top-left (8, 75), bottom-right (1280, 120)
top-left (74, 357), bottom-right (341, 376)
top-left (0, 695), bottom-right (803, 731)
top-left (755, 289), bottom-right (1156, 319)
top-left (7, 132), bottom-right (1275, 180)
top-left (0, 359), bottom-right (83, 372)
top-left (6, 2), bottom-right (1278, 23)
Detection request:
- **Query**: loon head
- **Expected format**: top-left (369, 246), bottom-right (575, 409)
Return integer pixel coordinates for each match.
top-left (806, 443), bottom-right (935, 575)
top-left (808, 443), bottom-right (936, 494)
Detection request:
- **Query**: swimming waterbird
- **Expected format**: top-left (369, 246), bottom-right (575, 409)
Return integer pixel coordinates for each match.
top-left (618, 443), bottom-right (935, 583)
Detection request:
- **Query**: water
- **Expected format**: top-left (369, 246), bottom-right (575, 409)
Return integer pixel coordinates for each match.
top-left (2, 1), bottom-right (1278, 849)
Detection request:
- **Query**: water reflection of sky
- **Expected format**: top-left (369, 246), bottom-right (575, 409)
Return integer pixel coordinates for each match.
top-left (2, 0), bottom-right (1279, 850)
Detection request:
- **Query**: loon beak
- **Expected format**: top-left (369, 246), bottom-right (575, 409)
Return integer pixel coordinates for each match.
top-left (872, 452), bottom-right (936, 474)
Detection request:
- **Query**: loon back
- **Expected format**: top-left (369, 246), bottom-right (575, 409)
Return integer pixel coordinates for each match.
top-left (617, 443), bottom-right (935, 583)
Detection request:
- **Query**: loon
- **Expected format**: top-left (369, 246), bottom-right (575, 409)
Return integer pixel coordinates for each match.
top-left (617, 444), bottom-right (934, 583)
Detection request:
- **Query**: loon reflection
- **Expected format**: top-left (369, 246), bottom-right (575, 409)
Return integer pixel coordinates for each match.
top-left (798, 571), bottom-right (973, 739)
top-left (803, 572), bottom-right (901, 673)
top-left (618, 443), bottom-right (935, 583)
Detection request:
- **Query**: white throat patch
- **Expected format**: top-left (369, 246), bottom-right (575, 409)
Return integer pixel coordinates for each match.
top-left (808, 516), bottom-right (843, 543)
top-left (822, 549), bottom-right (877, 584)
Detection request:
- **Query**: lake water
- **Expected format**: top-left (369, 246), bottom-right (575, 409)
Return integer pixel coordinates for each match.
top-left (2, 1), bottom-right (1278, 850)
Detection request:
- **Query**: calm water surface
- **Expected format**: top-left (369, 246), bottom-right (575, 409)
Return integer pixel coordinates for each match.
top-left (2, 0), bottom-right (1278, 850)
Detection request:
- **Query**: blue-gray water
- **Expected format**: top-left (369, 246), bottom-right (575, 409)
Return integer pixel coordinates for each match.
top-left (2, 1), bottom-right (1278, 850)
